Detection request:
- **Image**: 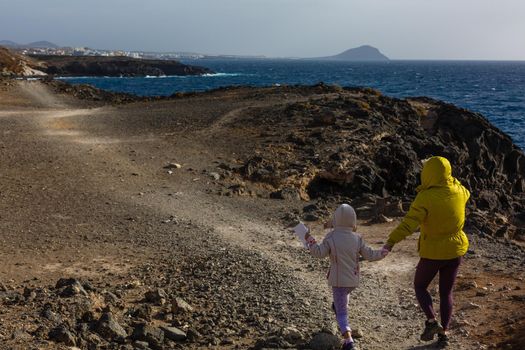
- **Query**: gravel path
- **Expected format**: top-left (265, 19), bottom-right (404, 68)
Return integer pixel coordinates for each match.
top-left (0, 80), bottom-right (522, 350)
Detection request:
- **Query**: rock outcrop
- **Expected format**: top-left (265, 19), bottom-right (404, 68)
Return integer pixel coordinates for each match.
top-left (228, 84), bottom-right (524, 239)
top-left (30, 55), bottom-right (213, 77)
top-left (0, 46), bottom-right (46, 76)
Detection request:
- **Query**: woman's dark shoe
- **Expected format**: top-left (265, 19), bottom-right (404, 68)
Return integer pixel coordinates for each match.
top-left (420, 320), bottom-right (444, 341)
top-left (436, 333), bottom-right (449, 348)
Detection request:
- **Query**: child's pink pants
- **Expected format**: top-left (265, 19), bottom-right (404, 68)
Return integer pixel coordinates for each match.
top-left (332, 287), bottom-right (356, 334)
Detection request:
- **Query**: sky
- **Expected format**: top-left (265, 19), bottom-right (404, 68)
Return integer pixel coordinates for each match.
top-left (1, 0), bottom-right (524, 60)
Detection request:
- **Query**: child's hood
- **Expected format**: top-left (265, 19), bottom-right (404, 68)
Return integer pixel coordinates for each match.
top-left (333, 204), bottom-right (357, 230)
top-left (417, 156), bottom-right (455, 192)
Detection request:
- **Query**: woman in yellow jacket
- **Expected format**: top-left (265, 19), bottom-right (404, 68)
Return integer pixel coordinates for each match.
top-left (385, 156), bottom-right (470, 347)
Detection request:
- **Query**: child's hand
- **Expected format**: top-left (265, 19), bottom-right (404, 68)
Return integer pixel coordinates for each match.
top-left (380, 247), bottom-right (390, 257)
top-left (305, 231), bottom-right (316, 246)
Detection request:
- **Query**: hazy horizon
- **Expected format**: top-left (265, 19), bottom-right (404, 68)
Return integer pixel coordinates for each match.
top-left (1, 0), bottom-right (524, 60)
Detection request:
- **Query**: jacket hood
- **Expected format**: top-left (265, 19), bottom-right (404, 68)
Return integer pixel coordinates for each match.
top-left (333, 204), bottom-right (357, 230)
top-left (417, 156), bottom-right (454, 192)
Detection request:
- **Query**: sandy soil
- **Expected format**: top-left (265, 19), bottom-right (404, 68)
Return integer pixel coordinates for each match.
top-left (0, 80), bottom-right (523, 350)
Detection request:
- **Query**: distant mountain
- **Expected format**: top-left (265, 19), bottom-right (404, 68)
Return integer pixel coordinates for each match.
top-left (26, 41), bottom-right (59, 48)
top-left (316, 45), bottom-right (389, 61)
top-left (0, 40), bottom-right (20, 48)
top-left (0, 40), bottom-right (60, 48)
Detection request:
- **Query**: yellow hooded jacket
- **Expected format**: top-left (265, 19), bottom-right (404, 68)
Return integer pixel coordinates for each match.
top-left (387, 156), bottom-right (470, 260)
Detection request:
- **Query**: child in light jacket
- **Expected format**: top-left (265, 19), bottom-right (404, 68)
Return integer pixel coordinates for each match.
top-left (305, 203), bottom-right (388, 350)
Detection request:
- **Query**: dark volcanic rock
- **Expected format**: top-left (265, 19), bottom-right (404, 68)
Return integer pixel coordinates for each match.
top-left (48, 325), bottom-right (76, 346)
top-left (56, 278), bottom-right (88, 297)
top-left (132, 323), bottom-right (165, 348)
top-left (144, 288), bottom-right (168, 305)
top-left (160, 325), bottom-right (187, 341)
top-left (96, 312), bottom-right (127, 342)
top-left (308, 332), bottom-right (341, 350)
top-left (43, 78), bottom-right (142, 103)
top-left (30, 55), bottom-right (213, 77)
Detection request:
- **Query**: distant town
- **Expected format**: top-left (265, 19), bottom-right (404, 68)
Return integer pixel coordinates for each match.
top-left (0, 40), bottom-right (265, 60)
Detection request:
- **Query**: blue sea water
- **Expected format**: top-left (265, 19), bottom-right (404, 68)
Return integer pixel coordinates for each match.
top-left (59, 59), bottom-right (525, 150)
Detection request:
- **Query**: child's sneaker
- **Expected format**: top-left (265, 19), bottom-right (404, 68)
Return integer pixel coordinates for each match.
top-left (420, 320), bottom-right (444, 341)
top-left (436, 333), bottom-right (449, 348)
top-left (341, 341), bottom-right (355, 350)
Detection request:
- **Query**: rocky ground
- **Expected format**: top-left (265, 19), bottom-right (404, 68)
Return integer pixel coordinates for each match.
top-left (0, 79), bottom-right (523, 350)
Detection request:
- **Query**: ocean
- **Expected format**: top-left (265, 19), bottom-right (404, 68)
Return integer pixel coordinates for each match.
top-left (59, 59), bottom-right (525, 150)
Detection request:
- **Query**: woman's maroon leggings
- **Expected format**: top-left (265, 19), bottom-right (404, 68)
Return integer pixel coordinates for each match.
top-left (414, 257), bottom-right (462, 330)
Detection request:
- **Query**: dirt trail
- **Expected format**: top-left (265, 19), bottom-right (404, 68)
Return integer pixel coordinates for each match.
top-left (0, 81), bottom-right (522, 350)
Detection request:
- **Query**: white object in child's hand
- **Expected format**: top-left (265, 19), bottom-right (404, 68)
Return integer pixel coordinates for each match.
top-left (293, 222), bottom-right (309, 248)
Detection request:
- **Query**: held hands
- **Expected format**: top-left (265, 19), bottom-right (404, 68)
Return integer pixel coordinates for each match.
top-left (380, 247), bottom-right (390, 257)
top-left (380, 244), bottom-right (392, 257)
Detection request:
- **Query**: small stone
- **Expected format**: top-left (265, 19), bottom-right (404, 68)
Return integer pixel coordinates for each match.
top-left (132, 324), bottom-right (164, 347)
top-left (186, 328), bottom-right (201, 342)
top-left (48, 325), bottom-right (76, 346)
top-left (461, 302), bottom-right (482, 310)
top-left (209, 172), bottom-right (221, 181)
top-left (144, 289), bottom-right (168, 305)
top-left (56, 278), bottom-right (88, 297)
top-left (104, 291), bottom-right (120, 305)
top-left (23, 287), bottom-right (37, 301)
top-left (96, 312), bottom-right (127, 341)
top-left (280, 326), bottom-right (304, 343)
top-left (171, 297), bottom-right (193, 313)
top-left (164, 163), bottom-right (182, 169)
top-left (220, 337), bottom-right (234, 345)
top-left (510, 294), bottom-right (525, 302)
top-left (160, 325), bottom-right (187, 341)
top-left (11, 329), bottom-right (32, 341)
top-left (133, 340), bottom-right (151, 350)
top-left (41, 307), bottom-right (61, 323)
top-left (457, 280), bottom-right (478, 290)
top-left (476, 290), bottom-right (489, 297)
top-left (270, 187), bottom-right (301, 200)
top-left (352, 327), bottom-right (364, 338)
top-left (129, 304), bottom-right (152, 321)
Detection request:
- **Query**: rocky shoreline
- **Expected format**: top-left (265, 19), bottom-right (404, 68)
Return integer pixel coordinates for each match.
top-left (29, 55), bottom-right (213, 77)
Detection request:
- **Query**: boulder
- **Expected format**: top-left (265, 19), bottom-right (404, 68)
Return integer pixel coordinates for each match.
top-left (309, 331), bottom-right (341, 350)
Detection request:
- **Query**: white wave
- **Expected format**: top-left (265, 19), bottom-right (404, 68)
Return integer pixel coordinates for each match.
top-left (202, 72), bottom-right (242, 77)
top-left (57, 72), bottom-right (245, 79)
